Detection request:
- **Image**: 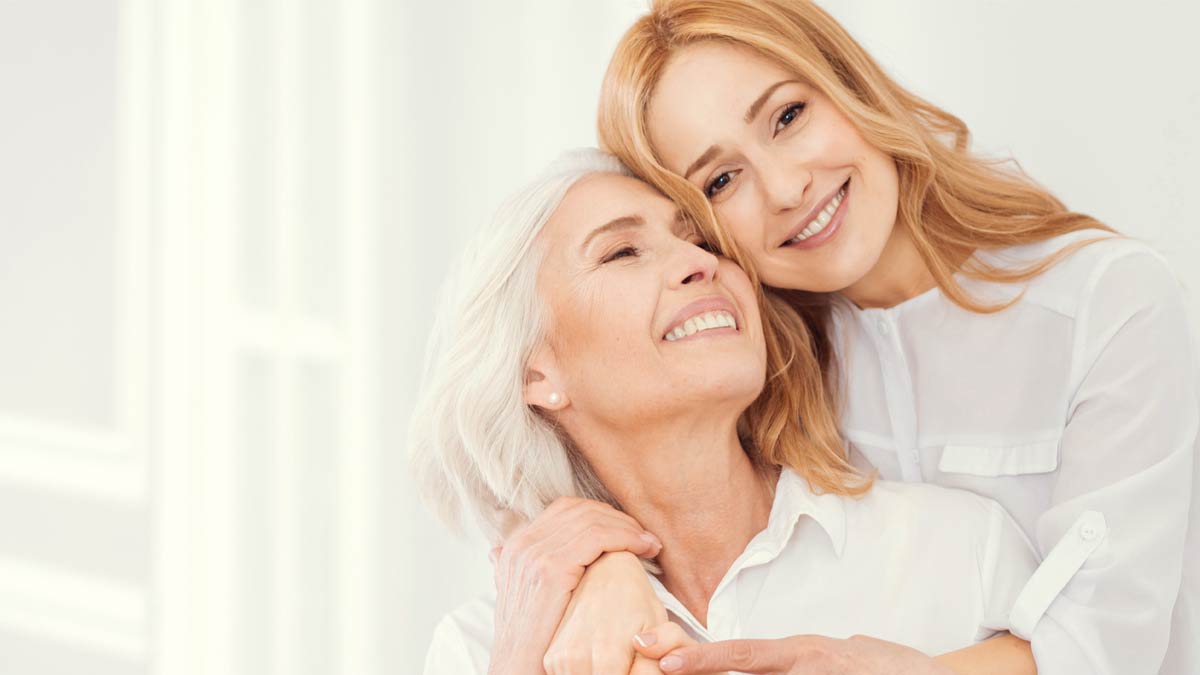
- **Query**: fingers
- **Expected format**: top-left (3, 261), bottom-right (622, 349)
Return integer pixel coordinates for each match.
top-left (561, 521), bottom-right (662, 566)
top-left (632, 622), bottom-right (696, 659)
top-left (492, 499), bottom-right (662, 601)
top-left (628, 654), bottom-right (666, 675)
top-left (504, 503), bottom-right (661, 574)
top-left (508, 501), bottom-right (654, 558)
top-left (657, 638), bottom-right (794, 674)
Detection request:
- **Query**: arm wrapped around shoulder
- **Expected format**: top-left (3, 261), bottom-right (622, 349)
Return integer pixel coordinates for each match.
top-left (1014, 247), bottom-right (1198, 674)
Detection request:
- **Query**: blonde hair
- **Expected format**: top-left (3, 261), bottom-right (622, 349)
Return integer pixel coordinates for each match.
top-left (597, 0), bottom-right (1112, 493)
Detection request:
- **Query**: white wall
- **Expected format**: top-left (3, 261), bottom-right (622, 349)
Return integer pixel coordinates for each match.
top-left (819, 0), bottom-right (1200, 292)
top-left (0, 2), bottom-right (1196, 675)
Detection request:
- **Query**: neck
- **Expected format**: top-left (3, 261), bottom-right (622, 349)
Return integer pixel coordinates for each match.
top-left (841, 222), bottom-right (938, 309)
top-left (563, 406), bottom-right (776, 625)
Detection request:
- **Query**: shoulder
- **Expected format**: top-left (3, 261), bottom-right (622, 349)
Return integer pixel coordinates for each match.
top-left (978, 230), bottom-right (1184, 319)
top-left (856, 481), bottom-right (1039, 572)
top-left (853, 480), bottom-right (1008, 541)
top-left (424, 595), bottom-right (495, 675)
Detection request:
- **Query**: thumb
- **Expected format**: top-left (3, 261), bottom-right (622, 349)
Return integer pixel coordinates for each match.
top-left (658, 638), bottom-right (791, 674)
top-left (632, 621), bottom-right (696, 659)
top-left (628, 654), bottom-right (666, 675)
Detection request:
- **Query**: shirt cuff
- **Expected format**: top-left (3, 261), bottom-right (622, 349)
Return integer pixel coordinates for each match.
top-left (1009, 510), bottom-right (1108, 638)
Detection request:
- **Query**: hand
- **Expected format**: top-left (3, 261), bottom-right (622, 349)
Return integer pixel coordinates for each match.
top-left (486, 497), bottom-right (663, 675)
top-left (643, 633), bottom-right (956, 675)
top-left (543, 552), bottom-right (669, 675)
top-left (630, 622), bottom-right (722, 675)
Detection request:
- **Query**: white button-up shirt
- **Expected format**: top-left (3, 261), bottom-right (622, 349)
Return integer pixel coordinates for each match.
top-left (423, 470), bottom-right (1040, 674)
top-left (837, 230), bottom-right (1199, 674)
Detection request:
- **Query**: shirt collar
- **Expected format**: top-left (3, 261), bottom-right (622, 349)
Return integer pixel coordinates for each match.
top-left (752, 467), bottom-right (847, 560)
top-left (641, 468), bottom-right (848, 638)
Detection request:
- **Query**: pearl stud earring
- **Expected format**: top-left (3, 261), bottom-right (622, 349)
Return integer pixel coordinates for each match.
top-left (547, 392), bottom-right (562, 406)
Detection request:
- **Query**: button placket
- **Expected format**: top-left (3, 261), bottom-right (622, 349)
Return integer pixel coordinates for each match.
top-left (869, 311), bottom-right (923, 482)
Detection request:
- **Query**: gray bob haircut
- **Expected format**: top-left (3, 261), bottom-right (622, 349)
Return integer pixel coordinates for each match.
top-left (408, 148), bottom-right (633, 543)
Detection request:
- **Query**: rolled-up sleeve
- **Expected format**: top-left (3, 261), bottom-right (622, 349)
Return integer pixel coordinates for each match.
top-left (1007, 249), bottom-right (1198, 674)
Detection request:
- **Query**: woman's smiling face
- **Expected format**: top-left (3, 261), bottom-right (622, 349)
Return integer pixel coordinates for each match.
top-left (646, 41), bottom-right (901, 294)
top-left (532, 172), bottom-right (766, 427)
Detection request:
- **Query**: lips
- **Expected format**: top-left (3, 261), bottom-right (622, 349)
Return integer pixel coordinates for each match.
top-left (661, 296), bottom-right (741, 342)
top-left (779, 179), bottom-right (850, 248)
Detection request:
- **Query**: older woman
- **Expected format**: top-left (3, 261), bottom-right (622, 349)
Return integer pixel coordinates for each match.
top-left (409, 149), bottom-right (1038, 675)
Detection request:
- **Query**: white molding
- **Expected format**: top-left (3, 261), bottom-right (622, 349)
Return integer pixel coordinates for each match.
top-left (0, 0), bottom-right (152, 499)
top-left (338, 0), bottom-right (379, 672)
top-left (269, 1), bottom-right (304, 673)
top-left (0, 417), bottom-right (143, 502)
top-left (0, 556), bottom-right (146, 661)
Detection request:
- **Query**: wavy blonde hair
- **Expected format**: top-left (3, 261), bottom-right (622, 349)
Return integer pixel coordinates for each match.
top-left (597, 0), bottom-right (1112, 492)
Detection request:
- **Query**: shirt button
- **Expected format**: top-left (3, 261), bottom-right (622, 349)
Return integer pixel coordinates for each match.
top-left (877, 320), bottom-right (890, 336)
top-left (1080, 524), bottom-right (1099, 542)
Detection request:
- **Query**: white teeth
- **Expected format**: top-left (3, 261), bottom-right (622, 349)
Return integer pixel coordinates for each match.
top-left (788, 185), bottom-right (846, 244)
top-left (664, 311), bottom-right (738, 341)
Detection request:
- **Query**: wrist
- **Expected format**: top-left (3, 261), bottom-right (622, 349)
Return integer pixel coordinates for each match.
top-left (487, 647), bottom-right (543, 675)
top-left (590, 549), bottom-right (645, 571)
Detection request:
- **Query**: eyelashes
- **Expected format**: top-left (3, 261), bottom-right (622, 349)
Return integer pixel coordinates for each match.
top-left (601, 245), bottom-right (640, 264)
top-left (705, 172), bottom-right (735, 198)
top-left (775, 102), bottom-right (805, 133)
top-left (599, 239), bottom-right (714, 265)
top-left (703, 100), bottom-right (807, 199)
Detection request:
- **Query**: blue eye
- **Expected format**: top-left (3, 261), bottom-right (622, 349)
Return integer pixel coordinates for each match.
top-left (705, 172), bottom-right (734, 198)
top-left (775, 102), bottom-right (806, 134)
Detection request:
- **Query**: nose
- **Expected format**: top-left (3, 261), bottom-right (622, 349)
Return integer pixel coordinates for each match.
top-left (670, 239), bottom-right (720, 288)
top-left (758, 152), bottom-right (812, 215)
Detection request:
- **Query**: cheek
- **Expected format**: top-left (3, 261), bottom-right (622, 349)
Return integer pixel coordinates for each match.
top-left (716, 191), bottom-right (767, 250)
top-left (554, 288), bottom-right (653, 378)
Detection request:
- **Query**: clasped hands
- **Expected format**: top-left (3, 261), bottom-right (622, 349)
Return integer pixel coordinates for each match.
top-left (488, 497), bottom-right (952, 675)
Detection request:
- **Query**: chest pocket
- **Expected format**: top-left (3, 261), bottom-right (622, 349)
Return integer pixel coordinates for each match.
top-left (937, 438), bottom-right (1060, 477)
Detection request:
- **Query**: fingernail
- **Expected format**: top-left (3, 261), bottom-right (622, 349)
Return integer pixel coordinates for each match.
top-left (640, 532), bottom-right (663, 549)
top-left (633, 631), bottom-right (657, 648)
top-left (659, 655), bottom-right (682, 672)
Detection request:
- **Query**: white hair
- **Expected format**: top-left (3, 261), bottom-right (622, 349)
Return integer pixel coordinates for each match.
top-left (408, 148), bottom-right (633, 542)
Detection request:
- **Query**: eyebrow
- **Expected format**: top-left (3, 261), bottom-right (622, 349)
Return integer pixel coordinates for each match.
top-left (745, 79), bottom-right (797, 123)
top-left (682, 79), bottom-right (801, 181)
top-left (581, 215), bottom-right (644, 252)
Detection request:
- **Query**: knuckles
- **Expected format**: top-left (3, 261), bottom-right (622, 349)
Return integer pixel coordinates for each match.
top-left (726, 640), bottom-right (758, 669)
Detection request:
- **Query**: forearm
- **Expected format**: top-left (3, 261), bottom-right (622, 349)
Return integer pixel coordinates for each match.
top-left (935, 634), bottom-right (1036, 675)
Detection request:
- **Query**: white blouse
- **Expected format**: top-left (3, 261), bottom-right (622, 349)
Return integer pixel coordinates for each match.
top-left (836, 230), bottom-right (1199, 674)
top-left (424, 470), bottom-right (1040, 674)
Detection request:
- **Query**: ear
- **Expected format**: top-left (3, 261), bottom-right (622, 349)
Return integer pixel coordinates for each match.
top-left (524, 343), bottom-right (570, 411)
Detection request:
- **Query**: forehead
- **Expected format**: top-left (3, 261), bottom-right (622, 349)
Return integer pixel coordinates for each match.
top-left (648, 42), bottom-right (796, 156)
top-left (542, 173), bottom-right (675, 243)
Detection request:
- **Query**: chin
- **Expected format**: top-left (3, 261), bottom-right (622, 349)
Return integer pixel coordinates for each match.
top-left (770, 265), bottom-right (867, 294)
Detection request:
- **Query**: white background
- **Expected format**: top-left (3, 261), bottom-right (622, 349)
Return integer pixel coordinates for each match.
top-left (0, 1), bottom-right (1196, 674)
